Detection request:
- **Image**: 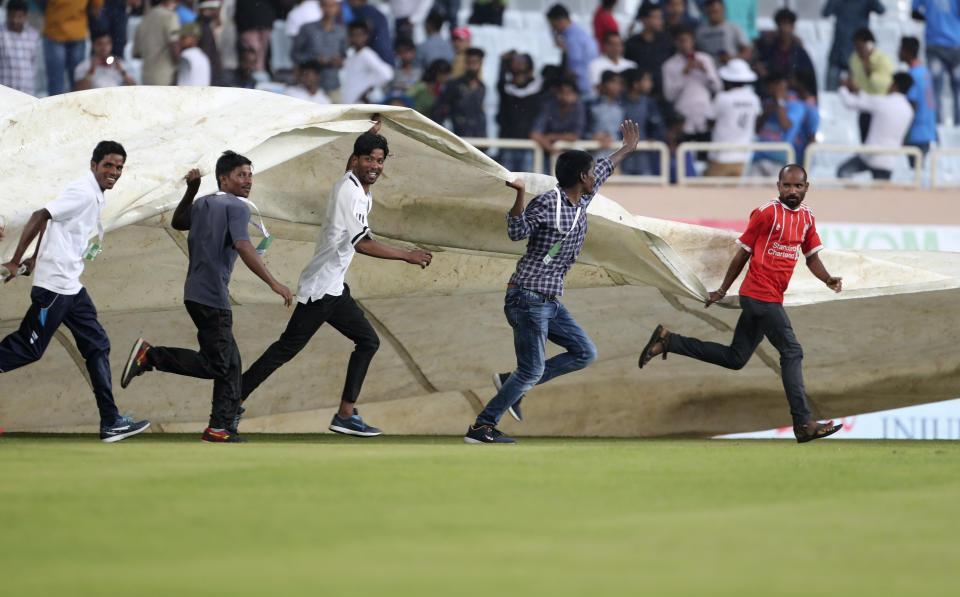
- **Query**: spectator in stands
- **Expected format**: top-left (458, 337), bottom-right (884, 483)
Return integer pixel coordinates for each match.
top-left (0, 0), bottom-right (40, 96)
top-left (620, 68), bottom-right (665, 175)
top-left (838, 72), bottom-right (915, 180)
top-left (285, 59), bottom-right (332, 103)
top-left (89, 0), bottom-right (129, 62)
top-left (665, 0), bottom-right (698, 29)
top-left (547, 3), bottom-right (598, 95)
top-left (497, 51), bottom-right (543, 173)
top-left (912, 0), bottom-right (960, 124)
top-left (625, 2), bottom-right (673, 100)
top-left (588, 32), bottom-right (637, 91)
top-left (416, 11), bottom-right (454, 70)
top-left (197, 1), bottom-right (224, 87)
top-left (74, 30), bottom-right (136, 90)
top-left (587, 70), bottom-right (625, 151)
top-left (791, 70), bottom-right (820, 163)
top-left (433, 0), bottom-right (459, 30)
top-left (663, 24), bottom-right (721, 142)
top-left (823, 0), bottom-right (885, 91)
top-left (593, 0), bottom-right (619, 47)
top-left (384, 92), bottom-right (414, 107)
top-left (450, 26), bottom-right (471, 79)
top-left (286, 0), bottom-right (322, 40)
top-left (348, 0), bottom-right (394, 66)
top-left (469, 0), bottom-right (505, 26)
top-left (696, 0), bottom-right (749, 65)
top-left (899, 36), bottom-right (937, 163)
top-left (753, 8), bottom-right (816, 96)
top-left (530, 77), bottom-right (586, 167)
top-left (846, 28), bottom-right (894, 142)
top-left (43, 0), bottom-right (101, 94)
top-left (750, 72), bottom-right (806, 176)
top-left (392, 0), bottom-right (433, 41)
top-left (391, 37), bottom-right (420, 95)
top-left (177, 0), bottom-right (197, 24)
top-left (341, 19), bottom-right (393, 103)
top-left (703, 58), bottom-right (760, 177)
top-left (435, 47), bottom-right (486, 137)
top-left (134, 0), bottom-right (181, 86)
top-left (228, 46), bottom-right (259, 88)
top-left (411, 58), bottom-right (451, 119)
top-left (177, 22), bottom-right (211, 86)
top-left (723, 0), bottom-right (757, 42)
top-left (292, 0), bottom-right (347, 102)
top-left (664, 105), bottom-right (697, 182)
top-left (235, 0), bottom-right (275, 75)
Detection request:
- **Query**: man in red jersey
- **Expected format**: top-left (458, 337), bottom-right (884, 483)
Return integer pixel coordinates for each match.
top-left (638, 164), bottom-right (844, 443)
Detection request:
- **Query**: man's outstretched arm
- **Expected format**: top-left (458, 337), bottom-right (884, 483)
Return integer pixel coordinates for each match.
top-left (705, 248), bottom-right (752, 307)
top-left (355, 236), bottom-right (433, 268)
top-left (806, 253), bottom-right (842, 292)
top-left (2, 209), bottom-right (51, 280)
top-left (235, 240), bottom-right (293, 306)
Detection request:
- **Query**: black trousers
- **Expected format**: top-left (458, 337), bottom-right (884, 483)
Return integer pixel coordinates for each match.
top-left (667, 295), bottom-right (813, 426)
top-left (241, 284), bottom-right (380, 404)
top-left (145, 300), bottom-right (241, 429)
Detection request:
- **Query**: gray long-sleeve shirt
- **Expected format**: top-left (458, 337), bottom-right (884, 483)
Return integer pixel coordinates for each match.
top-left (291, 21), bottom-right (347, 92)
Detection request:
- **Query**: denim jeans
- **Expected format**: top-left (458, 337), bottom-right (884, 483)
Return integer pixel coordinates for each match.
top-left (474, 287), bottom-right (597, 426)
top-left (668, 295), bottom-right (813, 426)
top-left (43, 37), bottom-right (86, 95)
top-left (498, 147), bottom-right (533, 173)
top-left (927, 45), bottom-right (960, 124)
top-left (89, 0), bottom-right (129, 59)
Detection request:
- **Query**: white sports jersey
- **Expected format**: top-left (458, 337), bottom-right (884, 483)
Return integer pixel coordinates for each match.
top-left (707, 85), bottom-right (762, 163)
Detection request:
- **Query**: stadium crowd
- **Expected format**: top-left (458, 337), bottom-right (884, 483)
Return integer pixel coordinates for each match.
top-left (1, 0), bottom-right (958, 180)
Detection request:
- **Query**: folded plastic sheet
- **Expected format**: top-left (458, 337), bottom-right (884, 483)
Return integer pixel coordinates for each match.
top-left (2, 86), bottom-right (958, 436)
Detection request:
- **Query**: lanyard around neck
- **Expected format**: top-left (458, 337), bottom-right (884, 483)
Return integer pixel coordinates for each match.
top-left (233, 196), bottom-right (270, 239)
top-left (553, 187), bottom-right (582, 238)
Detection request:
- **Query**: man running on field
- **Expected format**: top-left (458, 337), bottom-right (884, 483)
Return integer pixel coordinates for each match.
top-left (638, 164), bottom-right (844, 443)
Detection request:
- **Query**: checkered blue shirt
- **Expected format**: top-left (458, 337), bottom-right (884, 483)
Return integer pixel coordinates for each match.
top-left (507, 157), bottom-right (613, 296)
top-left (0, 23), bottom-right (40, 96)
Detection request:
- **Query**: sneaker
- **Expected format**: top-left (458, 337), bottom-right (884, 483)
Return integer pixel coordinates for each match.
top-left (464, 424), bottom-right (516, 444)
top-left (230, 406), bottom-right (246, 433)
top-left (120, 337), bottom-right (152, 389)
top-left (100, 415), bottom-right (151, 443)
top-left (329, 408), bottom-right (382, 437)
top-left (493, 372), bottom-right (524, 422)
top-left (201, 427), bottom-right (249, 443)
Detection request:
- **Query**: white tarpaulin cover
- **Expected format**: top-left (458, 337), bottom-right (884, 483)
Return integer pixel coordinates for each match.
top-left (2, 86), bottom-right (959, 436)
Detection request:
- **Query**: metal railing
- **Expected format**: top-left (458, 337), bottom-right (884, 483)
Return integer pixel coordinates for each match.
top-left (675, 142), bottom-right (796, 186)
top-left (804, 145), bottom-right (924, 188)
top-left (461, 138), bottom-right (545, 178)
top-left (550, 140), bottom-right (671, 186)
top-left (929, 148), bottom-right (960, 188)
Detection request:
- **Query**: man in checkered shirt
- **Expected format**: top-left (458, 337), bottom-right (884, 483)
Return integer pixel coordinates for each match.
top-left (0, 0), bottom-right (40, 96)
top-left (465, 119), bottom-right (641, 444)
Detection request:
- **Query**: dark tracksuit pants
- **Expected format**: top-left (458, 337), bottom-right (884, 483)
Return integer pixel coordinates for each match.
top-left (143, 300), bottom-right (241, 430)
top-left (241, 284), bottom-right (380, 404)
top-left (667, 295), bottom-right (814, 426)
top-left (0, 286), bottom-right (120, 425)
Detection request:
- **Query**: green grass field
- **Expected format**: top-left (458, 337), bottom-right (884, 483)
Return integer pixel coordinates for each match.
top-left (1, 434), bottom-right (957, 596)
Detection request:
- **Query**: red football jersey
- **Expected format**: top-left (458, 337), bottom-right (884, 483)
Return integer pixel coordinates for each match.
top-left (736, 199), bottom-right (823, 303)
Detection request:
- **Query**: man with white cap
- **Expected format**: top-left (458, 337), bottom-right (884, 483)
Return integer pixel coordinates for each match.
top-left (704, 58), bottom-right (761, 177)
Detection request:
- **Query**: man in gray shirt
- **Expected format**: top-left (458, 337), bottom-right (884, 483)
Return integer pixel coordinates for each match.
top-left (696, 0), bottom-right (750, 64)
top-left (291, 0), bottom-right (347, 101)
top-left (120, 151), bottom-right (292, 443)
top-left (415, 11), bottom-right (455, 70)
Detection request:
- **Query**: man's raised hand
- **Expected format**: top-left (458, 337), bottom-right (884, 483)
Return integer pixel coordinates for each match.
top-left (620, 119), bottom-right (640, 153)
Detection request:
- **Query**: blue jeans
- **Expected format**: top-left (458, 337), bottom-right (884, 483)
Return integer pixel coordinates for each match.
top-left (89, 0), bottom-right (130, 58)
top-left (43, 37), bottom-right (86, 95)
top-left (498, 147), bottom-right (533, 173)
top-left (475, 287), bottom-right (597, 427)
top-left (927, 45), bottom-right (960, 124)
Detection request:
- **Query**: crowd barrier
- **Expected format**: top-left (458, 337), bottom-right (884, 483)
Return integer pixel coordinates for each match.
top-left (804, 145), bottom-right (924, 188)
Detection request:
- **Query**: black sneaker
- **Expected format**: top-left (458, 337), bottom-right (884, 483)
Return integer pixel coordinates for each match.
top-left (493, 372), bottom-right (524, 422)
top-left (201, 427), bottom-right (249, 443)
top-left (120, 337), bottom-right (151, 389)
top-left (329, 408), bottom-right (382, 437)
top-left (464, 424), bottom-right (516, 444)
top-left (100, 415), bottom-right (151, 443)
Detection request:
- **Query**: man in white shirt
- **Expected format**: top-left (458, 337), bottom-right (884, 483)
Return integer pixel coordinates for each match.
top-left (74, 30), bottom-right (137, 90)
top-left (588, 31), bottom-right (637, 91)
top-left (705, 58), bottom-right (761, 176)
top-left (285, 0), bottom-right (322, 39)
top-left (0, 141), bottom-right (151, 443)
top-left (663, 24), bottom-right (722, 138)
top-left (285, 59), bottom-right (331, 103)
top-left (0, 0), bottom-right (41, 95)
top-left (177, 22), bottom-right (211, 87)
top-left (837, 72), bottom-right (915, 180)
top-left (238, 129), bottom-right (433, 437)
top-left (341, 20), bottom-right (394, 104)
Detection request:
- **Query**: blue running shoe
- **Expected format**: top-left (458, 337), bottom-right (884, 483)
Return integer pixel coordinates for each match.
top-left (100, 415), bottom-right (150, 443)
top-left (464, 424), bottom-right (516, 444)
top-left (494, 372), bottom-right (524, 422)
top-left (329, 408), bottom-right (382, 437)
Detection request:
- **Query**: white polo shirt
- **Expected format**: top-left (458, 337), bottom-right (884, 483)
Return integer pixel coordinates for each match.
top-left (33, 171), bottom-right (105, 295)
top-left (296, 171), bottom-right (371, 302)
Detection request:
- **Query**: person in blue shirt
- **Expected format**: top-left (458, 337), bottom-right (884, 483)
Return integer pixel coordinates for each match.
top-left (790, 69), bottom-right (820, 164)
top-left (823, 0), bottom-right (885, 91)
top-left (547, 3), bottom-right (599, 95)
top-left (587, 70), bottom-right (625, 152)
top-left (621, 68), bottom-right (666, 175)
top-left (912, 0), bottom-right (960, 123)
top-left (750, 72), bottom-right (806, 176)
top-left (899, 36), bottom-right (938, 165)
top-left (347, 0), bottom-right (394, 66)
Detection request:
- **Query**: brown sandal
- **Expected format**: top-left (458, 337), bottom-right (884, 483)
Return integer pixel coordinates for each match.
top-left (638, 324), bottom-right (670, 369)
top-left (794, 420), bottom-right (843, 443)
